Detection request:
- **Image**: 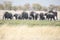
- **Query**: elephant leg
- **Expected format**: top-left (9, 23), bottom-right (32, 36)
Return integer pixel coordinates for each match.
top-left (50, 18), bottom-right (52, 21)
top-left (53, 17), bottom-right (55, 20)
top-left (33, 16), bottom-right (34, 20)
top-left (56, 16), bottom-right (58, 20)
top-left (15, 17), bottom-right (17, 20)
top-left (48, 18), bottom-right (49, 20)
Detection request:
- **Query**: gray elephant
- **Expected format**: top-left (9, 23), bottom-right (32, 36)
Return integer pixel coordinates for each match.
top-left (3, 12), bottom-right (13, 20)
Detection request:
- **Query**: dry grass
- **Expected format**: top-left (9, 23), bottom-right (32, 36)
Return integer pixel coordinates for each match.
top-left (0, 25), bottom-right (60, 40)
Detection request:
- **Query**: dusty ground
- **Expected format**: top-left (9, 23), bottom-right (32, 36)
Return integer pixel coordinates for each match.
top-left (0, 25), bottom-right (60, 40)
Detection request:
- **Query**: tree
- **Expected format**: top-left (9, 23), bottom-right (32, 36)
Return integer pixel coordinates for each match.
top-left (17, 6), bottom-right (23, 10)
top-left (23, 3), bottom-right (30, 10)
top-left (3, 1), bottom-right (12, 10)
top-left (32, 3), bottom-right (42, 11)
top-left (54, 6), bottom-right (60, 11)
top-left (41, 6), bottom-right (48, 11)
top-left (48, 4), bottom-right (57, 11)
top-left (12, 6), bottom-right (17, 11)
top-left (0, 4), bottom-right (4, 10)
top-left (48, 4), bottom-right (60, 11)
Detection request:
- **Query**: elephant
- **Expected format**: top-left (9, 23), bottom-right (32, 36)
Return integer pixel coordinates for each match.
top-left (28, 16), bottom-right (32, 20)
top-left (53, 11), bottom-right (58, 20)
top-left (18, 15), bottom-right (22, 19)
top-left (45, 13), bottom-right (55, 20)
top-left (22, 11), bottom-right (28, 20)
top-left (46, 10), bottom-right (58, 20)
top-left (14, 14), bottom-right (22, 20)
top-left (35, 13), bottom-right (39, 20)
top-left (30, 11), bottom-right (36, 20)
top-left (14, 14), bottom-right (18, 20)
top-left (39, 13), bottom-right (45, 20)
top-left (3, 12), bottom-right (13, 20)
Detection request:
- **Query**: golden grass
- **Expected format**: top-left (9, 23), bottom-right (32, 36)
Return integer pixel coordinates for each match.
top-left (0, 25), bottom-right (60, 40)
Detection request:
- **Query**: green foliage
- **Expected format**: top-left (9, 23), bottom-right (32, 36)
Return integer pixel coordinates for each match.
top-left (0, 20), bottom-right (60, 26)
top-left (23, 3), bottom-right (30, 10)
top-left (0, 1), bottom-right (60, 11)
top-left (32, 3), bottom-right (42, 11)
top-left (3, 1), bottom-right (12, 10)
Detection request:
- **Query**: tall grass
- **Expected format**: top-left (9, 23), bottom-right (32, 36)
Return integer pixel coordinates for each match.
top-left (0, 20), bottom-right (60, 26)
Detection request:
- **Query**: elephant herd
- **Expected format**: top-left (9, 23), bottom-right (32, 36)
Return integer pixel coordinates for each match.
top-left (3, 10), bottom-right (58, 21)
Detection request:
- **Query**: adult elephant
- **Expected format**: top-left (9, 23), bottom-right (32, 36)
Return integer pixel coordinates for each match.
top-left (14, 14), bottom-right (18, 20)
top-left (39, 13), bottom-right (45, 20)
top-left (45, 13), bottom-right (55, 20)
top-left (3, 12), bottom-right (13, 20)
top-left (28, 16), bottom-right (32, 20)
top-left (30, 11), bottom-right (35, 20)
top-left (14, 14), bottom-right (22, 20)
top-left (35, 13), bottom-right (39, 20)
top-left (18, 14), bottom-right (22, 19)
top-left (47, 10), bottom-right (57, 20)
top-left (53, 11), bottom-right (58, 20)
top-left (22, 11), bottom-right (28, 20)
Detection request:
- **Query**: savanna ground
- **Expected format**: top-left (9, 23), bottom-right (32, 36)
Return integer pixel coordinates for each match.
top-left (0, 20), bottom-right (60, 40)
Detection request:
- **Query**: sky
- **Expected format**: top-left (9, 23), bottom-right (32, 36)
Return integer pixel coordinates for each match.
top-left (0, 0), bottom-right (60, 6)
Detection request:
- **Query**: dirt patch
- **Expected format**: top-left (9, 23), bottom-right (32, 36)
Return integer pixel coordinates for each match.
top-left (0, 25), bottom-right (60, 40)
